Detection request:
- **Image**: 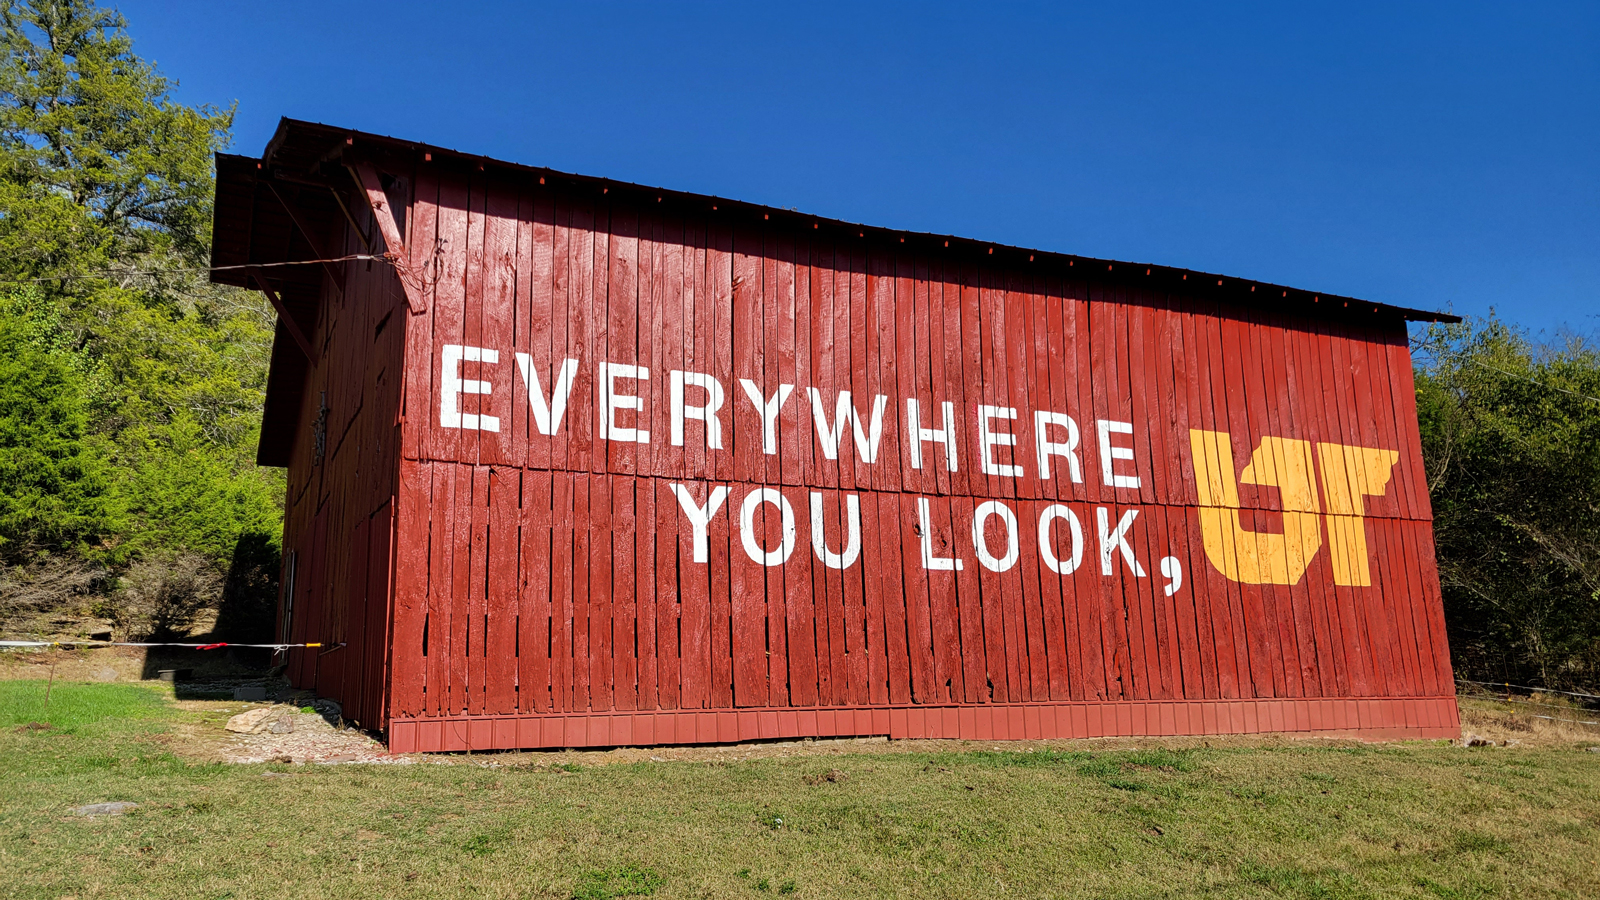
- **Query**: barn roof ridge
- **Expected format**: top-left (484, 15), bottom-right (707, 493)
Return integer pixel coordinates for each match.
top-left (224, 117), bottom-right (1458, 326)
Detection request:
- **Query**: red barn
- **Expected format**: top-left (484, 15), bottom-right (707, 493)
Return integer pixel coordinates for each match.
top-left (211, 119), bottom-right (1461, 751)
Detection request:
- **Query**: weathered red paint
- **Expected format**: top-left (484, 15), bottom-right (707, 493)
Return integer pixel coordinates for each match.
top-left (211, 120), bottom-right (1462, 750)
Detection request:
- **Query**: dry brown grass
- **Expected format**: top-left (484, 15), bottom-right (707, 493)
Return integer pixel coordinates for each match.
top-left (1456, 693), bottom-right (1600, 747)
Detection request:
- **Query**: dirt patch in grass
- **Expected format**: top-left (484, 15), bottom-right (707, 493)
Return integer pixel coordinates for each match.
top-left (1, 649), bottom-right (390, 764)
top-left (0, 645), bottom-right (149, 683)
top-left (144, 703), bottom-right (396, 766)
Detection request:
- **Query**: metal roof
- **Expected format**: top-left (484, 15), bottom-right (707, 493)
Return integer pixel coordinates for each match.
top-left (212, 117), bottom-right (1458, 466)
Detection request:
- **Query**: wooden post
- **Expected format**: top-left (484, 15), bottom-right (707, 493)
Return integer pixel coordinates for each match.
top-left (347, 160), bottom-right (428, 315)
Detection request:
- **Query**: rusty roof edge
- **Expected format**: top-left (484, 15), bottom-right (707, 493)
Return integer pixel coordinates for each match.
top-left (253, 117), bottom-right (1461, 325)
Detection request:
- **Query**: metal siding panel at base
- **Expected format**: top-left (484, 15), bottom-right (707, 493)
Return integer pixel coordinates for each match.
top-left (386, 697), bottom-right (1459, 751)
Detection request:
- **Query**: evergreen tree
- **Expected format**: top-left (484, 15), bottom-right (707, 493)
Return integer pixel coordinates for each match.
top-left (0, 288), bottom-right (116, 558)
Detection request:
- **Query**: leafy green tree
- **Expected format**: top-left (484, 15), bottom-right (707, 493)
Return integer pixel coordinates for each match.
top-left (1414, 317), bottom-right (1600, 690)
top-left (76, 285), bottom-right (274, 454)
top-left (0, 0), bottom-right (232, 275)
top-left (115, 418), bottom-right (280, 564)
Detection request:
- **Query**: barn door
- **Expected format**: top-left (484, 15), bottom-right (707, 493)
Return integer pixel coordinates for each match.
top-left (330, 516), bottom-right (371, 720)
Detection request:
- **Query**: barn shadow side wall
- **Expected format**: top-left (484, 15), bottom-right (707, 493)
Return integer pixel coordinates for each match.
top-left (277, 235), bottom-right (403, 730)
top-left (212, 151), bottom-right (406, 729)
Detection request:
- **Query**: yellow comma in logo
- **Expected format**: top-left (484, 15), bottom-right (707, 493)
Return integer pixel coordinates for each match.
top-left (1189, 430), bottom-right (1399, 587)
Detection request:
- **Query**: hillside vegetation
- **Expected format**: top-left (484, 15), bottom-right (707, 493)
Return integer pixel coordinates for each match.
top-left (1415, 324), bottom-right (1600, 691)
top-left (0, 0), bottom-right (281, 640)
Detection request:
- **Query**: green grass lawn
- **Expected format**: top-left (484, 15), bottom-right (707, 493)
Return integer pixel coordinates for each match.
top-left (1, 679), bottom-right (1597, 899)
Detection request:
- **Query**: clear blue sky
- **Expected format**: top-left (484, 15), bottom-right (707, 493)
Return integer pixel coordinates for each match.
top-left (122, 1), bottom-right (1598, 337)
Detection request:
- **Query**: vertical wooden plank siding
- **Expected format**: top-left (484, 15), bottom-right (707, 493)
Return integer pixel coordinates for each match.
top-left (260, 156), bottom-right (1454, 751)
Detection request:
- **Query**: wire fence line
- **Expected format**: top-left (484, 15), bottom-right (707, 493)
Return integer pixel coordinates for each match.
top-left (1455, 677), bottom-right (1600, 702)
top-left (0, 639), bottom-right (341, 650)
top-left (0, 254), bottom-right (389, 286)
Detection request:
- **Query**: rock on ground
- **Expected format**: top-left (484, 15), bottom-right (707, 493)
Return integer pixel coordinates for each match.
top-left (73, 801), bottom-right (137, 816)
top-left (225, 708), bottom-right (274, 734)
top-left (225, 707), bottom-right (298, 735)
top-left (224, 709), bottom-right (397, 765)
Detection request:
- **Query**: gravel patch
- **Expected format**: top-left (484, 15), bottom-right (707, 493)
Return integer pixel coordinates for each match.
top-left (224, 710), bottom-right (406, 765)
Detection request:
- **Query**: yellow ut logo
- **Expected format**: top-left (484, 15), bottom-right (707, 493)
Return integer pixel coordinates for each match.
top-left (1188, 431), bottom-right (1399, 587)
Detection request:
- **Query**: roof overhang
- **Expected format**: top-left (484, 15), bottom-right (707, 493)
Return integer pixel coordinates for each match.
top-left (213, 117), bottom-right (1460, 467)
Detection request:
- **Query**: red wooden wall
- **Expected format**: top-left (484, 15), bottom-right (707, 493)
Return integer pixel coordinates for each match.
top-left (273, 191), bottom-right (404, 730)
top-left (371, 164), bottom-right (1458, 751)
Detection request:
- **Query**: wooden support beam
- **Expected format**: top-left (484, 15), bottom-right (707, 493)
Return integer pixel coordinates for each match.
top-left (265, 181), bottom-right (344, 296)
top-left (347, 160), bottom-right (427, 315)
top-left (250, 269), bottom-right (317, 363)
top-left (327, 186), bottom-right (373, 254)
